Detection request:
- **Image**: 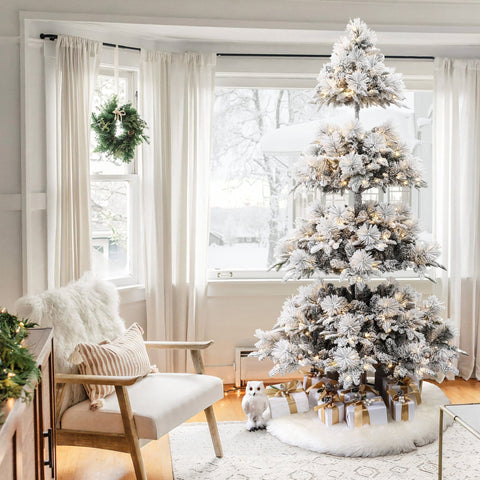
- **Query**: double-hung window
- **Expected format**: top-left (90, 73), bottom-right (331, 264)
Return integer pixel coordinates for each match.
top-left (208, 58), bottom-right (433, 280)
top-left (90, 67), bottom-right (141, 286)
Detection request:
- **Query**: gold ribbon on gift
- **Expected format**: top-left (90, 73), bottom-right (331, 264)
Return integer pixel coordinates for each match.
top-left (388, 389), bottom-right (412, 421)
top-left (306, 379), bottom-right (338, 394)
top-left (338, 383), bottom-right (378, 402)
top-left (314, 393), bottom-right (341, 425)
top-left (299, 367), bottom-right (323, 390)
top-left (266, 381), bottom-right (304, 415)
top-left (347, 397), bottom-right (383, 428)
top-left (398, 377), bottom-right (422, 405)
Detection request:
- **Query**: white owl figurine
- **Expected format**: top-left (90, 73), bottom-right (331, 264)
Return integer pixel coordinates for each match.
top-left (242, 381), bottom-right (270, 431)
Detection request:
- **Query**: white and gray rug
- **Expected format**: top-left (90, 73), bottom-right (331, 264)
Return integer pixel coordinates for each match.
top-left (170, 420), bottom-right (479, 480)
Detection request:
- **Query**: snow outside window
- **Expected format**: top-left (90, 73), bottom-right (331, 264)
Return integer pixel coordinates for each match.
top-left (90, 68), bottom-right (141, 286)
top-left (208, 87), bottom-right (433, 279)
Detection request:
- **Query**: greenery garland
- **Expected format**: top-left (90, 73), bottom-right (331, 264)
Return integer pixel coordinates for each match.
top-left (0, 310), bottom-right (40, 422)
top-left (91, 95), bottom-right (149, 164)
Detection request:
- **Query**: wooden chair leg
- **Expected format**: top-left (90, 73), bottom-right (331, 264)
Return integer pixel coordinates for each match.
top-left (204, 405), bottom-right (223, 458)
top-left (115, 385), bottom-right (148, 480)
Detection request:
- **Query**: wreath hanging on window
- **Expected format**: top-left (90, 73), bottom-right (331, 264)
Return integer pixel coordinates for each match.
top-left (91, 95), bottom-right (149, 164)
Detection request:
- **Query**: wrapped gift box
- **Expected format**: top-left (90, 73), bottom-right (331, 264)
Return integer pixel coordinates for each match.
top-left (346, 396), bottom-right (388, 429)
top-left (266, 381), bottom-right (310, 418)
top-left (315, 397), bottom-right (345, 426)
top-left (391, 393), bottom-right (415, 422)
top-left (385, 384), bottom-right (405, 409)
top-left (381, 376), bottom-right (397, 399)
top-left (303, 374), bottom-right (325, 393)
top-left (307, 378), bottom-right (338, 408)
top-left (338, 384), bottom-right (378, 404)
top-left (397, 377), bottom-right (422, 405)
top-left (302, 370), bottom-right (324, 391)
top-left (382, 377), bottom-right (422, 405)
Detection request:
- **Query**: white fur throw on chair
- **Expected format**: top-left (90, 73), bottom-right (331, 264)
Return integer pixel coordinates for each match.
top-left (15, 273), bottom-right (125, 415)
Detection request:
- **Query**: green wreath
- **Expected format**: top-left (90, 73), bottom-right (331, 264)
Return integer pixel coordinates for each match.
top-left (91, 96), bottom-right (149, 164)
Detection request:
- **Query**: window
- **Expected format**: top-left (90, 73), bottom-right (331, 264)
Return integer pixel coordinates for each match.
top-left (90, 68), bottom-right (141, 286)
top-left (208, 85), bottom-right (433, 279)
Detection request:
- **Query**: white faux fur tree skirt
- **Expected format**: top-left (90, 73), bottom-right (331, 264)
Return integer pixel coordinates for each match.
top-left (267, 382), bottom-right (452, 457)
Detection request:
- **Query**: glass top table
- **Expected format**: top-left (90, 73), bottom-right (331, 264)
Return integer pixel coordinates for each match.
top-left (438, 404), bottom-right (480, 479)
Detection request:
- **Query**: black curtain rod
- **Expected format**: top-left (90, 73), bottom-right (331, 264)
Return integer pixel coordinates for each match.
top-left (39, 36), bottom-right (434, 60)
top-left (39, 34), bottom-right (141, 52)
top-left (217, 53), bottom-right (435, 60)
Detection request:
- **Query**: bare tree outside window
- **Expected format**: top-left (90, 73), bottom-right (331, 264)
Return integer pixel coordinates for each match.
top-left (209, 87), bottom-right (432, 274)
top-left (209, 88), bottom-right (319, 270)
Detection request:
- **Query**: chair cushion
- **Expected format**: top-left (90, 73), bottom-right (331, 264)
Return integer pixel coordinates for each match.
top-left (70, 323), bottom-right (152, 410)
top-left (60, 373), bottom-right (224, 440)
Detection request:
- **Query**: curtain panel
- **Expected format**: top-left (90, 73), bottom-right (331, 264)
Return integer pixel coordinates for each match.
top-left (434, 58), bottom-right (480, 379)
top-left (140, 51), bottom-right (216, 372)
top-left (55, 35), bottom-right (101, 287)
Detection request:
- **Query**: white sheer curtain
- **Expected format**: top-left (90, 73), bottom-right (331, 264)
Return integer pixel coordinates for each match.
top-left (54, 35), bottom-right (101, 287)
top-left (140, 51), bottom-right (216, 372)
top-left (434, 58), bottom-right (480, 379)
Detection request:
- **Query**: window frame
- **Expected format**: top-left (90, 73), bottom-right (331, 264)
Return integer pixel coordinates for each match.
top-left (90, 66), bottom-right (142, 287)
top-left (208, 57), bottom-right (434, 281)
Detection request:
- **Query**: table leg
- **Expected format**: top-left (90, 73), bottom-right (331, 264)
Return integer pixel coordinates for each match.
top-left (438, 407), bottom-right (444, 480)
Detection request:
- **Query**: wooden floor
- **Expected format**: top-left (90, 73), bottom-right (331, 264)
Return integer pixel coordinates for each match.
top-left (57, 378), bottom-right (480, 480)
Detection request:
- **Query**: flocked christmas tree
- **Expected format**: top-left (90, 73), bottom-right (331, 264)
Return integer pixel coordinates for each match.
top-left (253, 19), bottom-right (460, 388)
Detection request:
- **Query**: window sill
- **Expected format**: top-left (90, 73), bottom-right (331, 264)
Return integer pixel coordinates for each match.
top-left (118, 284), bottom-right (146, 304)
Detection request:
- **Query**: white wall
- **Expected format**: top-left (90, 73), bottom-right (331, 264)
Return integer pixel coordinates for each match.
top-left (3, 0), bottom-right (480, 382)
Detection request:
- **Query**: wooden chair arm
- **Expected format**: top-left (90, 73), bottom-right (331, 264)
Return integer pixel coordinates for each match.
top-left (144, 340), bottom-right (213, 350)
top-left (55, 373), bottom-right (142, 386)
top-left (144, 341), bottom-right (213, 375)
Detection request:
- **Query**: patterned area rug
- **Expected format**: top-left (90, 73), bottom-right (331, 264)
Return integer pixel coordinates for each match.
top-left (170, 418), bottom-right (479, 479)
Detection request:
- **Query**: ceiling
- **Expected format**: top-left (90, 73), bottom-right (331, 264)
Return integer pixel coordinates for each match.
top-left (27, 17), bottom-right (480, 57)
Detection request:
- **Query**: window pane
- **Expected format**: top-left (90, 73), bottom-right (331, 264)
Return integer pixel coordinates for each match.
top-left (362, 188), bottom-right (380, 203)
top-left (209, 88), bottom-right (320, 270)
top-left (209, 87), bottom-right (433, 272)
top-left (90, 73), bottom-right (131, 175)
top-left (387, 187), bottom-right (411, 205)
top-left (91, 181), bottom-right (130, 279)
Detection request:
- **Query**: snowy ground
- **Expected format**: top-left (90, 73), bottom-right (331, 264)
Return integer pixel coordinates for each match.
top-left (208, 243), bottom-right (268, 270)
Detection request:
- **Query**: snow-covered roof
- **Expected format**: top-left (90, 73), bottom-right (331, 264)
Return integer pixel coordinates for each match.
top-left (260, 106), bottom-right (418, 155)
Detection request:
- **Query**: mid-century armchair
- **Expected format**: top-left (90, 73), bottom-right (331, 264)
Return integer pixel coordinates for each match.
top-left (15, 275), bottom-right (223, 480)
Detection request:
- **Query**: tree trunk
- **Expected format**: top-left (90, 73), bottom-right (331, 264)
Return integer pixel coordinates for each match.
top-left (267, 161), bottom-right (282, 266)
top-left (252, 89), bottom-right (287, 267)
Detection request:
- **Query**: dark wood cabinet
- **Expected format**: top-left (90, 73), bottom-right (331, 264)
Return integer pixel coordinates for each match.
top-left (0, 328), bottom-right (56, 480)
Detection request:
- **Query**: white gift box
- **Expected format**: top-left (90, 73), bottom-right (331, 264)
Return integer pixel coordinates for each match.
top-left (383, 377), bottom-right (422, 405)
top-left (346, 396), bottom-right (388, 429)
top-left (397, 378), bottom-right (422, 405)
top-left (385, 385), bottom-right (404, 409)
top-left (303, 373), bottom-right (324, 392)
top-left (391, 396), bottom-right (415, 422)
top-left (266, 383), bottom-right (310, 419)
top-left (307, 378), bottom-right (337, 408)
top-left (338, 388), bottom-right (376, 404)
top-left (316, 400), bottom-right (345, 426)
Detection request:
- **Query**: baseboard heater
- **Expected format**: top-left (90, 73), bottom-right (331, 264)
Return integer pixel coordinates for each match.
top-left (234, 347), bottom-right (302, 388)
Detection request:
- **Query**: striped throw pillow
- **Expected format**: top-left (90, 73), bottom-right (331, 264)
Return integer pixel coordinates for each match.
top-left (70, 323), bottom-right (152, 410)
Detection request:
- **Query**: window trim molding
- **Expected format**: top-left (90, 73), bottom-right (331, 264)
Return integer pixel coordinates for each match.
top-left (216, 56), bottom-right (434, 90)
top-left (90, 66), bottom-right (143, 288)
top-left (209, 59), bottom-right (434, 281)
